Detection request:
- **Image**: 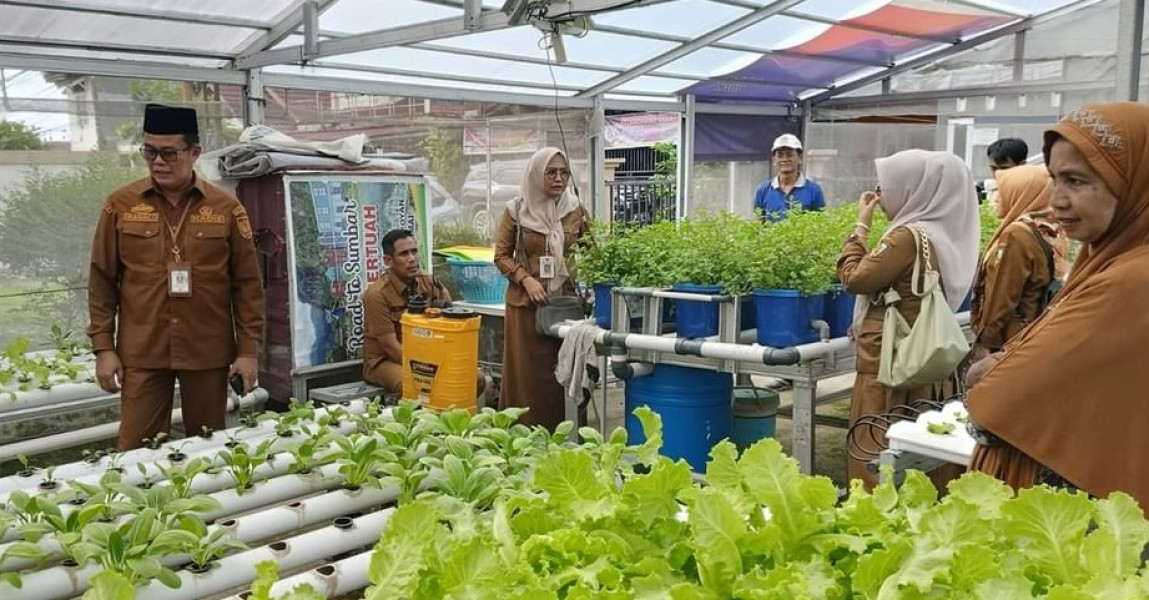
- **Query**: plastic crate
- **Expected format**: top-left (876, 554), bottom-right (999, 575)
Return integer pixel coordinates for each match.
top-left (447, 258), bottom-right (507, 304)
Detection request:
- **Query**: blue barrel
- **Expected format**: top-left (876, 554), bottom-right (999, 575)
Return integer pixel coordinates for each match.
top-left (754, 289), bottom-right (825, 347)
top-left (731, 386), bottom-right (780, 453)
top-left (625, 365), bottom-right (733, 471)
top-left (593, 282), bottom-right (642, 330)
top-left (672, 283), bottom-right (721, 338)
top-left (823, 284), bottom-right (855, 339)
top-left (739, 296), bottom-right (757, 331)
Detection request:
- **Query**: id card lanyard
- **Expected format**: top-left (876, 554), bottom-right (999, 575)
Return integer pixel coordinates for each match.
top-left (165, 199), bottom-right (194, 297)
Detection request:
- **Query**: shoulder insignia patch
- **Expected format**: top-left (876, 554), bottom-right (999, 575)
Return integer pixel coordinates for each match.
top-left (236, 213), bottom-right (253, 239)
top-left (870, 242), bottom-right (888, 257)
top-left (102, 201), bottom-right (115, 215)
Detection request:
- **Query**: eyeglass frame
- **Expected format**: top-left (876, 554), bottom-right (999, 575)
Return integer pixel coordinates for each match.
top-left (139, 145), bottom-right (192, 163)
top-left (543, 168), bottom-right (572, 180)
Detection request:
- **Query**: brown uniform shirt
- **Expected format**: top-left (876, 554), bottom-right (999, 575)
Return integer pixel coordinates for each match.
top-left (971, 222), bottom-right (1053, 350)
top-left (87, 176), bottom-right (265, 370)
top-left (494, 205), bottom-right (589, 308)
top-left (837, 226), bottom-right (941, 374)
top-left (362, 271), bottom-right (450, 372)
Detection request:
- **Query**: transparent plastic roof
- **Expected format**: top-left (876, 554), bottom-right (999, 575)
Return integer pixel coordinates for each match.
top-left (0, 0), bottom-right (1097, 106)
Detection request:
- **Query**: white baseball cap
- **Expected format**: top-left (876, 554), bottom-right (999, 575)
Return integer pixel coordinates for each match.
top-left (771, 134), bottom-right (803, 152)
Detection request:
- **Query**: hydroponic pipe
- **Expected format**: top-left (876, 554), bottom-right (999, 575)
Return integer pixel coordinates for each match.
top-left (133, 508), bottom-right (395, 600)
top-left (0, 407), bottom-right (184, 464)
top-left (0, 392), bottom-right (120, 423)
top-left (0, 381), bottom-right (107, 415)
top-left (0, 476), bottom-right (397, 573)
top-left (0, 399), bottom-right (365, 498)
top-left (612, 286), bottom-right (734, 303)
top-left (0, 388), bottom-right (276, 464)
top-left (219, 549), bottom-right (373, 600)
top-left (2, 508), bottom-right (394, 600)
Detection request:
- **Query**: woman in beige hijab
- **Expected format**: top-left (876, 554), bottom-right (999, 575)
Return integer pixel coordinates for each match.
top-left (494, 147), bottom-right (589, 430)
top-left (969, 165), bottom-right (1065, 359)
top-left (837, 149), bottom-right (980, 488)
top-left (967, 103), bottom-right (1149, 509)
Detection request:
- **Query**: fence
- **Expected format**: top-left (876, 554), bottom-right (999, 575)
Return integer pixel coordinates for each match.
top-left (608, 179), bottom-right (677, 225)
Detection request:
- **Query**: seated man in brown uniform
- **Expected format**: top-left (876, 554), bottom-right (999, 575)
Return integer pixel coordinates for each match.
top-left (362, 229), bottom-right (487, 400)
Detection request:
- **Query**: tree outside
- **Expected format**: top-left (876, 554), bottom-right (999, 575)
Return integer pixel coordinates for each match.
top-left (0, 152), bottom-right (143, 347)
top-left (0, 120), bottom-right (47, 150)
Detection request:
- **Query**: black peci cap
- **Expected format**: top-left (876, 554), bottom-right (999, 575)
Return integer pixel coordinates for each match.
top-left (143, 103), bottom-right (199, 137)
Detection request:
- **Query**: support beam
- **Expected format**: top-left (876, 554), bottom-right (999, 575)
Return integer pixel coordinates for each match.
top-left (410, 42), bottom-right (704, 81)
top-left (1012, 31), bottom-right (1026, 82)
top-left (589, 95), bottom-right (607, 221)
top-left (237, 0), bottom-right (673, 69)
top-left (815, 80), bottom-right (1104, 108)
top-left (0, 35), bottom-right (233, 61)
top-left (0, 0), bottom-right (271, 29)
top-left (579, 0), bottom-right (806, 97)
top-left (309, 60), bottom-right (588, 93)
top-left (678, 94), bottom-right (697, 221)
top-left (0, 52), bottom-right (246, 84)
top-left (243, 69), bottom-right (265, 127)
top-left (1115, 0), bottom-right (1145, 101)
top-left (303, 1), bottom-right (320, 61)
top-left (706, 0), bottom-right (962, 43)
top-left (463, 0), bottom-right (483, 30)
top-left (237, 0), bottom-right (340, 57)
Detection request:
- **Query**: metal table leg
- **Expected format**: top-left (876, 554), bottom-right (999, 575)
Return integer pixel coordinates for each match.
top-left (791, 378), bottom-right (816, 474)
top-left (600, 354), bottom-right (610, 436)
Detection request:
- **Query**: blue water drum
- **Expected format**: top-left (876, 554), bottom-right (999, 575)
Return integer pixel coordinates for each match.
top-left (823, 284), bottom-right (855, 339)
top-left (593, 282), bottom-right (642, 330)
top-left (625, 364), bottom-right (733, 471)
top-left (754, 289), bottom-right (825, 347)
top-left (672, 283), bottom-right (722, 338)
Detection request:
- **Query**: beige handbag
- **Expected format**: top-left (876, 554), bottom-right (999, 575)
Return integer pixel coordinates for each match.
top-left (877, 226), bottom-right (970, 389)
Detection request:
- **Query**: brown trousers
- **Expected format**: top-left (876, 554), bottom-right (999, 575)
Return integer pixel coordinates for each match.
top-left (118, 367), bottom-right (228, 451)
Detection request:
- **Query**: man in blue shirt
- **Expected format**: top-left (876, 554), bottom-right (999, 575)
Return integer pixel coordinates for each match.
top-left (753, 134), bottom-right (825, 222)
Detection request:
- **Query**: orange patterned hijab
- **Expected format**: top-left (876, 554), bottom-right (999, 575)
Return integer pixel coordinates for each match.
top-left (966, 103), bottom-right (1149, 508)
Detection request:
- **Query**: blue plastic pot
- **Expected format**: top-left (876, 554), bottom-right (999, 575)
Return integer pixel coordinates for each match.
top-left (753, 289), bottom-right (825, 347)
top-left (823, 284), bottom-right (855, 339)
top-left (672, 283), bottom-right (722, 338)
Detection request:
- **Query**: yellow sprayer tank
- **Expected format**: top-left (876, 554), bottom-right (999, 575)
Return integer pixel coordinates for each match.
top-left (401, 306), bottom-right (481, 413)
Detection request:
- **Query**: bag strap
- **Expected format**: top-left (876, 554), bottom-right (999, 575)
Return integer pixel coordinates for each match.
top-left (908, 225), bottom-right (939, 298)
top-left (1025, 224), bottom-right (1056, 285)
top-left (513, 198), bottom-right (529, 267)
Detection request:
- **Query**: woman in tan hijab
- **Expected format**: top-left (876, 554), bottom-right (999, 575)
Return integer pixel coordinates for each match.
top-left (494, 147), bottom-right (589, 430)
top-left (967, 103), bottom-right (1149, 508)
top-left (837, 149), bottom-right (980, 487)
top-left (969, 165), bottom-right (1065, 359)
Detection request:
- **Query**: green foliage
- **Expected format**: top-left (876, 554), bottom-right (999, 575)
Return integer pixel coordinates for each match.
top-left (980, 199), bottom-right (1003, 254)
top-left (367, 414), bottom-right (1149, 600)
top-left (419, 128), bottom-right (465, 195)
top-left (116, 80), bottom-right (183, 145)
top-left (0, 120), bottom-right (46, 150)
top-left (0, 151), bottom-right (141, 280)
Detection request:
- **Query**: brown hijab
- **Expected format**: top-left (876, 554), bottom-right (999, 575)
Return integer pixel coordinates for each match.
top-left (966, 102), bottom-right (1149, 507)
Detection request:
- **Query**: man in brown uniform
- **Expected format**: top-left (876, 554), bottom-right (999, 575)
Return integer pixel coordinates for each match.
top-left (362, 229), bottom-right (486, 398)
top-left (88, 104), bottom-right (265, 450)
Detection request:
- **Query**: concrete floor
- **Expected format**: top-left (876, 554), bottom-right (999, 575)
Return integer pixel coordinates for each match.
top-left (584, 372), bottom-right (856, 488)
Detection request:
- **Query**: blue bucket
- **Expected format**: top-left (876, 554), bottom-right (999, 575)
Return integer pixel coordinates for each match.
top-left (672, 283), bottom-right (721, 338)
top-left (753, 289), bottom-right (825, 347)
top-left (959, 288), bottom-right (972, 313)
top-left (731, 386), bottom-right (780, 453)
top-left (625, 364), bottom-right (733, 471)
top-left (823, 284), bottom-right (855, 339)
top-left (739, 296), bottom-right (756, 331)
top-left (593, 282), bottom-right (642, 330)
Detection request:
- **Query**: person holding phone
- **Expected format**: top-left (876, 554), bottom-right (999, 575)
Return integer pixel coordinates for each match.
top-left (88, 104), bottom-right (264, 450)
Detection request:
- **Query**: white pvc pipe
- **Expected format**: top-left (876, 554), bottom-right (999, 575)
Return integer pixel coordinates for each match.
top-left (0, 408), bottom-right (183, 464)
top-left (220, 549), bottom-right (373, 600)
top-left (0, 399), bottom-right (366, 498)
top-left (161, 509), bottom-right (390, 600)
top-left (130, 509), bottom-right (394, 600)
top-left (0, 381), bottom-right (106, 414)
top-left (1, 476), bottom-right (396, 573)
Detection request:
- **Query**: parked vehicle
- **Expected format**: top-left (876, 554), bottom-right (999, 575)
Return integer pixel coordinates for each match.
top-left (460, 160), bottom-right (526, 236)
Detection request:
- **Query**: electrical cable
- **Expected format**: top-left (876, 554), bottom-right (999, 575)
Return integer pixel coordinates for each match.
top-left (539, 32), bottom-right (579, 197)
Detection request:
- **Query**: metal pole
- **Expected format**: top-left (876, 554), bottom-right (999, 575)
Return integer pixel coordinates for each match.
top-left (1115, 0), bottom-right (1145, 101)
top-left (590, 95), bottom-right (606, 220)
top-left (678, 94), bottom-right (696, 222)
top-left (243, 68), bottom-right (265, 127)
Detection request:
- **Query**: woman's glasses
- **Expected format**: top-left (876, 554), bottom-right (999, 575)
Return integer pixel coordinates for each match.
top-left (544, 168), bottom-right (572, 180)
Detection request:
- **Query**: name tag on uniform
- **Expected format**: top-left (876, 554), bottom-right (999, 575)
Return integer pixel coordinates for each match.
top-left (168, 262), bottom-right (192, 297)
top-left (539, 256), bottom-right (556, 279)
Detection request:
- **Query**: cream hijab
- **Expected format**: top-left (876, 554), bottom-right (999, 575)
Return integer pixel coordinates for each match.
top-left (507, 147), bottom-right (580, 293)
top-left (852, 150), bottom-right (980, 331)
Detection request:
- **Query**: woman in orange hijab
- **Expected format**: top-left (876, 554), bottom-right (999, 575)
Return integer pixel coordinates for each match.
top-left (968, 165), bottom-right (1065, 359)
top-left (967, 102), bottom-right (1149, 508)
